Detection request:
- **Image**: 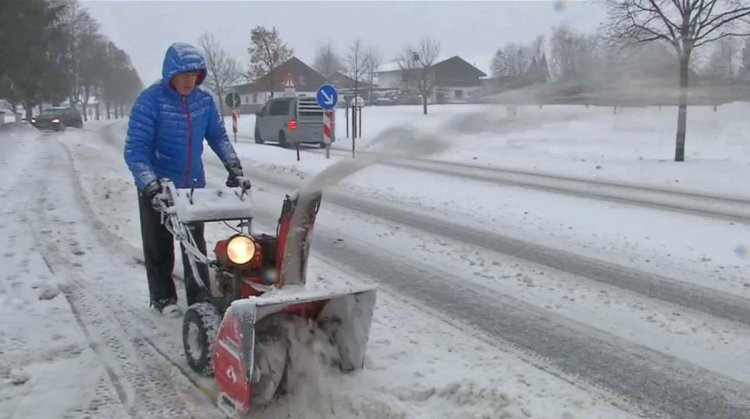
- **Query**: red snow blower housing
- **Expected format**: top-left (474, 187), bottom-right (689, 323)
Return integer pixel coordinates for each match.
top-left (156, 180), bottom-right (377, 417)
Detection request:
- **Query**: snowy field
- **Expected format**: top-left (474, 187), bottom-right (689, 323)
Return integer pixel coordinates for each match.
top-left (1, 103), bottom-right (749, 419)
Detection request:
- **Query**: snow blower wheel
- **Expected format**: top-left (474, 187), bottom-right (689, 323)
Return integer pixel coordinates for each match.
top-left (183, 302), bottom-right (222, 375)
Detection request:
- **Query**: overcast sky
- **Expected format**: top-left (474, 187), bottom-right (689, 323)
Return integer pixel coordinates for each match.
top-left (82, 0), bottom-right (607, 85)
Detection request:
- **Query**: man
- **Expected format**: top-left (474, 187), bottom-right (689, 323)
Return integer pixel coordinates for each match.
top-left (124, 42), bottom-right (247, 317)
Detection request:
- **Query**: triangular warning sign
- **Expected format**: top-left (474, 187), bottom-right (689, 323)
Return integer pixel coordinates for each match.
top-left (282, 73), bottom-right (296, 89)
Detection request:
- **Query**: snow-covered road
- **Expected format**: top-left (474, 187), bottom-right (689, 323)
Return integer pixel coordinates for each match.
top-left (2, 103), bottom-right (750, 419)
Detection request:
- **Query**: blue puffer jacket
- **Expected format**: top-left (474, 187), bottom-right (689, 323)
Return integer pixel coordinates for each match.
top-left (124, 42), bottom-right (239, 190)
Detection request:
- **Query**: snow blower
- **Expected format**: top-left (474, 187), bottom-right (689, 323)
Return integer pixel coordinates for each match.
top-left (156, 179), bottom-right (377, 417)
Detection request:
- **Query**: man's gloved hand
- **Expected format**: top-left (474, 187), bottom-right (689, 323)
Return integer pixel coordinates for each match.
top-left (143, 180), bottom-right (164, 212)
top-left (225, 161), bottom-right (247, 188)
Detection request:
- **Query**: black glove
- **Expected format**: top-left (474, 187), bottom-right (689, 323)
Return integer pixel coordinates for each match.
top-left (225, 161), bottom-right (244, 188)
top-left (143, 180), bottom-right (164, 212)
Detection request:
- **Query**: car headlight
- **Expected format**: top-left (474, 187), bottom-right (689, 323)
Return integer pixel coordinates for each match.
top-left (51, 118), bottom-right (60, 123)
top-left (226, 235), bottom-right (256, 265)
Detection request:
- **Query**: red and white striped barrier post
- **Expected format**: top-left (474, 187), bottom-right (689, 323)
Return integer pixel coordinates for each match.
top-left (231, 109), bottom-right (239, 144)
top-left (323, 110), bottom-right (332, 159)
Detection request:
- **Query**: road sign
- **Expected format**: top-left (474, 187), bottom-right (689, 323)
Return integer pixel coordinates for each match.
top-left (225, 92), bottom-right (240, 108)
top-left (316, 84), bottom-right (338, 110)
top-left (282, 73), bottom-right (296, 89)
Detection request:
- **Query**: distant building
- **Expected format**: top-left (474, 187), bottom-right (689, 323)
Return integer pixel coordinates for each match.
top-left (0, 100), bottom-right (20, 123)
top-left (327, 71), bottom-right (380, 105)
top-left (432, 56), bottom-right (488, 103)
top-left (375, 55), bottom-right (488, 104)
top-left (232, 57), bottom-right (327, 113)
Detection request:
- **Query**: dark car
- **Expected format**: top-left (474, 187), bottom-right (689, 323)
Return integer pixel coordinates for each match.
top-left (32, 107), bottom-right (83, 131)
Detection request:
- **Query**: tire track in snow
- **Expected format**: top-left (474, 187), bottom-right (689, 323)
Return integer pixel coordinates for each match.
top-left (27, 136), bottom-right (224, 419)
top-left (307, 140), bottom-right (750, 224)
top-left (327, 193), bottom-right (750, 327)
top-left (33, 253), bottom-right (132, 416)
top-left (310, 225), bottom-right (750, 418)
top-left (0, 127), bottom-right (132, 419)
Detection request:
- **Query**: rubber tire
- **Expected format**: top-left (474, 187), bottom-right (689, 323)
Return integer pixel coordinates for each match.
top-left (183, 302), bottom-right (222, 376)
top-left (319, 142), bottom-right (327, 149)
top-left (254, 128), bottom-right (264, 144)
top-left (278, 131), bottom-right (289, 148)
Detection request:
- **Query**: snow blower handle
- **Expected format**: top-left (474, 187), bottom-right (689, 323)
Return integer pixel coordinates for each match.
top-left (237, 176), bottom-right (252, 200)
top-left (238, 176), bottom-right (252, 191)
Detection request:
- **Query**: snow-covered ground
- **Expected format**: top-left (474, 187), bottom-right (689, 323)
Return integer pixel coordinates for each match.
top-left (2, 103), bottom-right (749, 418)
top-left (229, 103), bottom-right (750, 198)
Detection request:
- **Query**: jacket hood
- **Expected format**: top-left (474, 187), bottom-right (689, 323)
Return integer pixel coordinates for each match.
top-left (161, 42), bottom-right (207, 89)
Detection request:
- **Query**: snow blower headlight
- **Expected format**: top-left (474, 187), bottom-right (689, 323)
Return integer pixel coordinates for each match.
top-left (226, 235), bottom-right (256, 265)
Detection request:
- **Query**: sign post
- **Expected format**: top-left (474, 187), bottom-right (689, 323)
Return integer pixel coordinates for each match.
top-left (225, 92), bottom-right (241, 144)
top-left (316, 84), bottom-right (338, 159)
top-left (323, 111), bottom-right (333, 159)
top-left (231, 109), bottom-right (239, 144)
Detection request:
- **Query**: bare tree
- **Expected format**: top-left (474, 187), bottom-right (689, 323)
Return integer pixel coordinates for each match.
top-left (530, 35), bottom-right (546, 60)
top-left (606, 0), bottom-right (750, 161)
top-left (364, 47), bottom-right (382, 104)
top-left (78, 32), bottom-right (107, 119)
top-left (739, 36), bottom-right (750, 80)
top-left (100, 42), bottom-right (141, 119)
top-left (313, 43), bottom-right (343, 78)
top-left (57, 0), bottom-right (86, 105)
top-left (705, 37), bottom-right (740, 82)
top-left (346, 39), bottom-right (368, 106)
top-left (550, 24), bottom-right (598, 81)
top-left (396, 38), bottom-right (440, 114)
top-left (200, 32), bottom-right (242, 116)
top-left (248, 26), bottom-right (293, 98)
top-left (491, 48), bottom-right (508, 78)
top-left (491, 42), bottom-right (530, 77)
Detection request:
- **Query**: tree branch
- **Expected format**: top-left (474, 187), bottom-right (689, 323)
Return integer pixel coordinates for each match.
top-left (695, 8), bottom-right (750, 43)
top-left (646, 0), bottom-right (681, 40)
top-left (694, 31), bottom-right (750, 47)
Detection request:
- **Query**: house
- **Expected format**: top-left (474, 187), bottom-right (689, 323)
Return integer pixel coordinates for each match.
top-left (374, 55), bottom-right (488, 104)
top-left (432, 56), bottom-right (487, 103)
top-left (232, 57), bottom-right (328, 113)
top-left (372, 61), bottom-right (403, 90)
top-left (328, 71), bottom-right (382, 105)
top-left (0, 100), bottom-right (20, 123)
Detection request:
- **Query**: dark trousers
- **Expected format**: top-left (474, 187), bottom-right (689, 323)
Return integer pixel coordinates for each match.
top-left (137, 190), bottom-right (210, 306)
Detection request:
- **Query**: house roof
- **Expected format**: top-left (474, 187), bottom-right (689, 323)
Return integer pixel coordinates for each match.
top-left (379, 60), bottom-right (402, 73)
top-left (377, 55), bottom-right (488, 78)
top-left (434, 56), bottom-right (487, 78)
top-left (234, 57), bottom-right (327, 94)
top-left (328, 71), bottom-right (376, 89)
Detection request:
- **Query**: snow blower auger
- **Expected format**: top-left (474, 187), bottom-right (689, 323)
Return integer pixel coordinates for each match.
top-left (156, 179), bottom-right (377, 417)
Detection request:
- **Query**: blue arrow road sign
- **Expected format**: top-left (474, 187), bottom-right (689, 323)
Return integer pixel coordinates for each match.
top-left (316, 84), bottom-right (338, 110)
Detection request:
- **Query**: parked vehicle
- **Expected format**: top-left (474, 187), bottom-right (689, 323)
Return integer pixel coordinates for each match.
top-left (254, 96), bottom-right (334, 148)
